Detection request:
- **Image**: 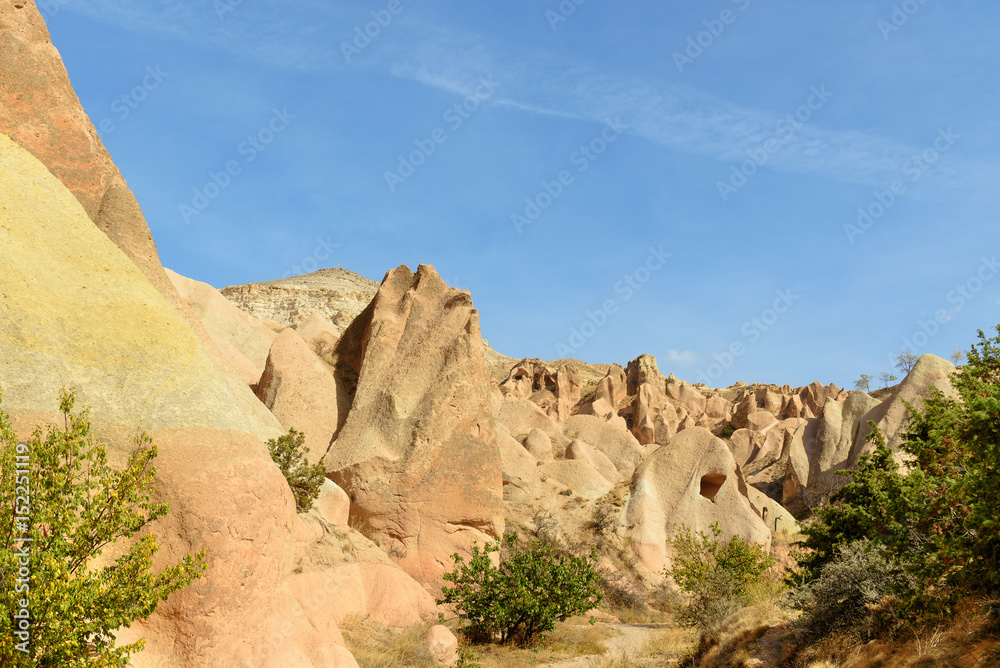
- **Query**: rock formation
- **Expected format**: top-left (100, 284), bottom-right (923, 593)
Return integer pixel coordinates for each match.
top-left (324, 265), bottom-right (504, 590)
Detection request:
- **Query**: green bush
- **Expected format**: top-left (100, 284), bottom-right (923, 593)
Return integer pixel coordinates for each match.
top-left (795, 325), bottom-right (1000, 617)
top-left (664, 522), bottom-right (774, 630)
top-left (0, 390), bottom-right (207, 667)
top-left (266, 428), bottom-right (325, 512)
top-left (438, 532), bottom-right (603, 645)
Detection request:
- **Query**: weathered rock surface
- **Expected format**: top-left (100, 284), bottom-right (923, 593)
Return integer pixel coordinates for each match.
top-left (324, 265), bottom-right (504, 590)
top-left (166, 268), bottom-right (278, 385)
top-left (222, 269), bottom-right (380, 331)
top-left (0, 134), bottom-right (354, 667)
top-left (563, 414), bottom-right (644, 477)
top-left (424, 625), bottom-right (459, 666)
top-left (256, 328), bottom-right (347, 463)
top-left (500, 358), bottom-right (582, 421)
top-left (497, 425), bottom-right (542, 503)
top-left (539, 460), bottom-right (614, 500)
top-left (850, 354), bottom-right (958, 466)
top-left (623, 427), bottom-right (770, 574)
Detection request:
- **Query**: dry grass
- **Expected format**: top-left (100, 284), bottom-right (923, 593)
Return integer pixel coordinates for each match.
top-left (787, 598), bottom-right (1000, 668)
top-left (458, 617), bottom-right (616, 668)
top-left (339, 614), bottom-right (438, 668)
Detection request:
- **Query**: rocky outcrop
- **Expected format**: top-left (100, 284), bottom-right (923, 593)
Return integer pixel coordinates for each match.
top-left (623, 427), bottom-right (770, 574)
top-left (256, 328), bottom-right (349, 463)
top-left (221, 269), bottom-right (380, 331)
top-left (324, 265), bottom-right (504, 590)
top-left (850, 354), bottom-right (958, 465)
top-left (0, 134), bottom-right (355, 666)
top-left (499, 358), bottom-right (581, 421)
top-left (166, 268), bottom-right (278, 385)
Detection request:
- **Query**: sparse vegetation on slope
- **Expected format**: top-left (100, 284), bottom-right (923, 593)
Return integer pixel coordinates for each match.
top-left (0, 391), bottom-right (207, 667)
top-left (266, 427), bottom-right (326, 512)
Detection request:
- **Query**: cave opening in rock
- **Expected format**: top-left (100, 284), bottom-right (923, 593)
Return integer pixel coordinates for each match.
top-left (699, 473), bottom-right (726, 501)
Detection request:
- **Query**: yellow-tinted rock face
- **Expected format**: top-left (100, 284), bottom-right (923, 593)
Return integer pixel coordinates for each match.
top-left (0, 133), bottom-right (354, 667)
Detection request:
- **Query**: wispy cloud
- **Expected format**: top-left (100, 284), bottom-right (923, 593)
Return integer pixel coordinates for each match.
top-left (61, 0), bottom-right (994, 191)
top-left (666, 349), bottom-right (697, 366)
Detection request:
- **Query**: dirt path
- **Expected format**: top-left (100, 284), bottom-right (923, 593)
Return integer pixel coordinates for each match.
top-left (539, 622), bottom-right (675, 668)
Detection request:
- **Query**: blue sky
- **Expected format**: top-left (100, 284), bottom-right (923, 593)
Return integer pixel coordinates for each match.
top-left (43, 0), bottom-right (999, 388)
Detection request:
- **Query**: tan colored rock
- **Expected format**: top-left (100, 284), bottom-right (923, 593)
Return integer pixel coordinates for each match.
top-left (728, 429), bottom-right (762, 467)
top-left (625, 354), bottom-right (662, 394)
top-left (497, 426), bottom-right (542, 503)
top-left (222, 269), bottom-right (380, 331)
top-left (166, 268), bottom-right (278, 384)
top-left (291, 518), bottom-right (437, 629)
top-left (732, 394), bottom-right (757, 429)
top-left (424, 625), bottom-right (459, 666)
top-left (580, 364), bottom-right (627, 420)
top-left (312, 479), bottom-right (351, 527)
top-left (325, 265), bottom-right (503, 590)
top-left (782, 418), bottom-right (821, 507)
top-left (665, 375), bottom-right (707, 417)
top-left (497, 397), bottom-right (567, 453)
top-left (705, 396), bottom-right (733, 420)
top-left (624, 427), bottom-right (770, 574)
top-left (296, 312), bottom-right (341, 361)
top-left (256, 328), bottom-right (346, 464)
top-left (524, 428), bottom-right (555, 461)
top-left (563, 414), bottom-right (644, 477)
top-left (0, 134), bottom-right (351, 666)
top-left (565, 439), bottom-right (621, 484)
top-left (539, 460), bottom-right (613, 500)
top-left (850, 354), bottom-right (958, 465)
top-left (746, 410), bottom-right (778, 433)
top-left (745, 487), bottom-right (800, 542)
top-left (499, 359), bottom-right (581, 421)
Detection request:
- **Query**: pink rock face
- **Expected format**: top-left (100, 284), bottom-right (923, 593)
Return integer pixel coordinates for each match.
top-left (325, 265), bottom-right (504, 591)
top-left (313, 479), bottom-right (352, 526)
top-left (256, 328), bottom-right (348, 463)
top-left (579, 364), bottom-right (627, 421)
top-left (424, 625), bottom-right (459, 666)
top-left (0, 1), bottom-right (167, 297)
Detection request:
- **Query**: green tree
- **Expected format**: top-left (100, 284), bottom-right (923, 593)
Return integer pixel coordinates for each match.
top-left (665, 523), bottom-right (774, 630)
top-left (899, 326), bottom-right (1000, 600)
top-left (854, 374), bottom-right (873, 392)
top-left (438, 532), bottom-right (602, 645)
top-left (895, 350), bottom-right (918, 375)
top-left (878, 371), bottom-right (898, 389)
top-left (0, 390), bottom-right (207, 667)
top-left (266, 428), bottom-right (325, 512)
top-left (793, 427), bottom-right (911, 583)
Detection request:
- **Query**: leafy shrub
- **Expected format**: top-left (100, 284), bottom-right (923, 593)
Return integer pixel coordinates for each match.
top-left (0, 390), bottom-right (207, 667)
top-left (795, 325), bottom-right (1000, 618)
top-left (438, 532), bottom-right (603, 645)
top-left (266, 428), bottom-right (325, 512)
top-left (664, 523), bottom-right (774, 630)
top-left (794, 539), bottom-right (915, 641)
